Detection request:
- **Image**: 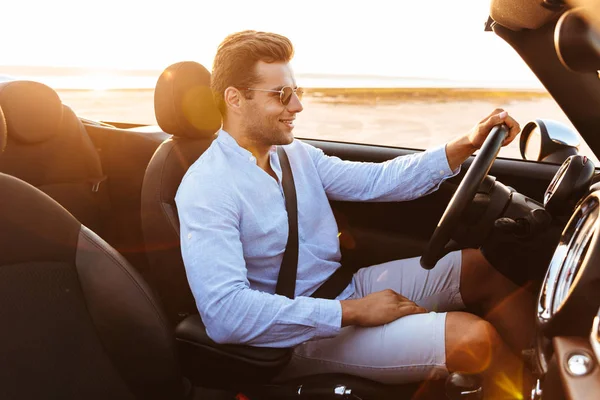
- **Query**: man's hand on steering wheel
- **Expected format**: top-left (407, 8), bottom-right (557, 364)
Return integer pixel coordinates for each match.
top-left (469, 108), bottom-right (521, 149)
top-left (446, 108), bottom-right (521, 171)
top-left (421, 109), bottom-right (522, 270)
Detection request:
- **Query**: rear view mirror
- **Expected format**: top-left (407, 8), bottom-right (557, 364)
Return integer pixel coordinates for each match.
top-left (520, 119), bottom-right (580, 163)
top-left (555, 7), bottom-right (600, 72)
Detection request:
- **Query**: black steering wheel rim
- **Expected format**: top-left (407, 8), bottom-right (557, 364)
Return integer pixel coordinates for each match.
top-left (420, 124), bottom-right (510, 269)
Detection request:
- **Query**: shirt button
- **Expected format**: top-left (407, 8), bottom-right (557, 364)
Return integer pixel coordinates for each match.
top-left (439, 170), bottom-right (445, 175)
top-left (249, 156), bottom-right (255, 162)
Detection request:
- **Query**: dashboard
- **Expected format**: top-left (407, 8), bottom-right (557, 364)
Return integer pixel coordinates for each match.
top-left (530, 155), bottom-right (600, 399)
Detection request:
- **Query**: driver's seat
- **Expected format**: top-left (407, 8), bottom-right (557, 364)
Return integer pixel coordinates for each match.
top-left (141, 61), bottom-right (221, 326)
top-left (140, 62), bottom-right (448, 399)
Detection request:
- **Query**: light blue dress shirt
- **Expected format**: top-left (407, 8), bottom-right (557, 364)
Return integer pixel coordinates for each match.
top-left (175, 129), bottom-right (457, 348)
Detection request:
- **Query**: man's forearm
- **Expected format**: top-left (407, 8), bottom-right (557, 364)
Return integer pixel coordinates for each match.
top-left (445, 135), bottom-right (477, 172)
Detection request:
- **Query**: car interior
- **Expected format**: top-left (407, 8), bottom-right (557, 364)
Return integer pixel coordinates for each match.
top-left (2, 0), bottom-right (600, 399)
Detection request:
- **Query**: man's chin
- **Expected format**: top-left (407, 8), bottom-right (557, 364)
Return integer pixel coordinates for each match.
top-left (278, 130), bottom-right (295, 145)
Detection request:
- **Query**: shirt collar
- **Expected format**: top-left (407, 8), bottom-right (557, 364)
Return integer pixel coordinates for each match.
top-left (216, 129), bottom-right (253, 159)
top-left (217, 129), bottom-right (278, 162)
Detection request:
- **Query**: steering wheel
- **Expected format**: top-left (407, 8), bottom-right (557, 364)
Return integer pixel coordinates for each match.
top-left (420, 124), bottom-right (510, 269)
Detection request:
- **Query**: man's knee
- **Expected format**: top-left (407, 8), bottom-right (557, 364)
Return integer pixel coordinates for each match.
top-left (460, 248), bottom-right (513, 305)
top-left (445, 312), bottom-right (502, 374)
top-left (461, 249), bottom-right (494, 282)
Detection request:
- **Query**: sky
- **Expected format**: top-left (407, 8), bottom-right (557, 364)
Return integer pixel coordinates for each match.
top-left (0, 0), bottom-right (541, 86)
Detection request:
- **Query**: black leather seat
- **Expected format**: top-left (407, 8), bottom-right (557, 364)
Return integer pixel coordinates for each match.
top-left (0, 80), bottom-right (110, 238)
top-left (0, 105), bottom-right (187, 400)
top-left (141, 61), bottom-right (221, 326)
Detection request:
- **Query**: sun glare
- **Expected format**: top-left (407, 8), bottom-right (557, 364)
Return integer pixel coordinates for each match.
top-left (0, 0), bottom-right (537, 86)
top-left (83, 74), bottom-right (114, 91)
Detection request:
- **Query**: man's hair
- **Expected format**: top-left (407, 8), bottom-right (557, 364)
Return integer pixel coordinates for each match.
top-left (211, 30), bottom-right (294, 116)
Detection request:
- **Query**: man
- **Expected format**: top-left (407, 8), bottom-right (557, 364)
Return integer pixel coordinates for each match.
top-left (176, 30), bottom-right (531, 397)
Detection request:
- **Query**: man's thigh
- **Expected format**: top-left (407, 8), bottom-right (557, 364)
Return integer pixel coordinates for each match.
top-left (277, 312), bottom-right (449, 384)
top-left (353, 251), bottom-right (464, 312)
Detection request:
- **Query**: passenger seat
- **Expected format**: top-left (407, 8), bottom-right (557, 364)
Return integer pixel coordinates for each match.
top-left (0, 80), bottom-right (110, 237)
top-left (0, 103), bottom-right (188, 400)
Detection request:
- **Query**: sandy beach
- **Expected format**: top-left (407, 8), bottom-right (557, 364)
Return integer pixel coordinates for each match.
top-left (57, 88), bottom-right (592, 162)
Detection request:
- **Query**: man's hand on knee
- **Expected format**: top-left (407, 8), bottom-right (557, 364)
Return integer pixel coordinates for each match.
top-left (340, 289), bottom-right (427, 327)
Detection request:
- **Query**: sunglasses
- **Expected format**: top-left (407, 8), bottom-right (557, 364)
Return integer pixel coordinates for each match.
top-left (242, 86), bottom-right (304, 106)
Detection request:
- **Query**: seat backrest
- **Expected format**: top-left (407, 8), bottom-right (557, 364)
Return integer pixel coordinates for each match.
top-left (141, 61), bottom-right (222, 325)
top-left (0, 103), bottom-right (184, 398)
top-left (0, 80), bottom-right (110, 237)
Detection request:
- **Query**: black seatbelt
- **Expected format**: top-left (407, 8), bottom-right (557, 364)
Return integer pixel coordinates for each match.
top-left (275, 146), bottom-right (353, 301)
top-left (275, 147), bottom-right (299, 298)
top-left (310, 265), bottom-right (353, 300)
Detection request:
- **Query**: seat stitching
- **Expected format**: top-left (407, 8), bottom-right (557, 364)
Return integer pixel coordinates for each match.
top-left (80, 228), bottom-right (174, 348)
top-left (291, 352), bottom-right (446, 370)
top-left (156, 140), bottom-right (181, 238)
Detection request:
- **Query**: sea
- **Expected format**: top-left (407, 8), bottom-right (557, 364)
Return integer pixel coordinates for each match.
top-left (0, 71), bottom-right (544, 91)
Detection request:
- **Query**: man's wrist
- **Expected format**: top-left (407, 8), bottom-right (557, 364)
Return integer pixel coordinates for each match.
top-left (445, 136), bottom-right (478, 171)
top-left (340, 299), bottom-right (358, 327)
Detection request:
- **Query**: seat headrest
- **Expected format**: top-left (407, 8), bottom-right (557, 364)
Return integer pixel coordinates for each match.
top-left (154, 61), bottom-right (222, 139)
top-left (0, 105), bottom-right (6, 152)
top-left (0, 81), bottom-right (64, 144)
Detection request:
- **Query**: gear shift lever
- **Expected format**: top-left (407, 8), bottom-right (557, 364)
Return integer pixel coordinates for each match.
top-left (445, 372), bottom-right (483, 400)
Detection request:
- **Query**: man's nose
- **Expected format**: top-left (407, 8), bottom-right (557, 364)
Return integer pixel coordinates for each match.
top-left (287, 93), bottom-right (303, 113)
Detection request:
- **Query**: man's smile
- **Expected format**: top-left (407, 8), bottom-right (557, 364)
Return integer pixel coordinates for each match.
top-left (279, 118), bottom-right (295, 128)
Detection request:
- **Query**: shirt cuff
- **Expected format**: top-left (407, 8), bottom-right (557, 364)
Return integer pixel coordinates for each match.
top-left (426, 144), bottom-right (460, 179)
top-left (315, 299), bottom-right (342, 338)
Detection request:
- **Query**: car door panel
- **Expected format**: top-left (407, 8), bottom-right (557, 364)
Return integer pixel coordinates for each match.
top-left (303, 138), bottom-right (561, 270)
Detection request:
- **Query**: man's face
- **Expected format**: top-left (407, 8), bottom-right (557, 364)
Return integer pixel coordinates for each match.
top-left (240, 61), bottom-right (303, 146)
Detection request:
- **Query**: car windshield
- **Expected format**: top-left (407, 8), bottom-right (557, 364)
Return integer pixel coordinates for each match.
top-left (0, 0), bottom-right (595, 162)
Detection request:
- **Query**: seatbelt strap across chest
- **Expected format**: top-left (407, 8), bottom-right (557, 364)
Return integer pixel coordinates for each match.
top-left (275, 146), bottom-right (353, 300)
top-left (275, 146), bottom-right (299, 298)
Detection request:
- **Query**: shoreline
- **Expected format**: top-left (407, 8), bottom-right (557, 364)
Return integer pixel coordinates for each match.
top-left (304, 87), bottom-right (549, 104)
top-left (56, 87), bottom-right (550, 104)
top-left (53, 87), bottom-right (593, 162)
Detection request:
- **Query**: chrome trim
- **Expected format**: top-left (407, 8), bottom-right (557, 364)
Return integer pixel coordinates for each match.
top-left (551, 137), bottom-right (580, 146)
top-left (544, 119), bottom-right (581, 147)
top-left (334, 385), bottom-right (352, 396)
top-left (538, 195), bottom-right (599, 322)
top-left (591, 314), bottom-right (600, 363)
top-left (544, 158), bottom-right (570, 206)
top-left (552, 202), bottom-right (597, 314)
top-left (539, 242), bottom-right (569, 321)
top-left (567, 353), bottom-right (594, 376)
top-left (530, 379), bottom-right (543, 400)
top-left (461, 387), bottom-right (483, 395)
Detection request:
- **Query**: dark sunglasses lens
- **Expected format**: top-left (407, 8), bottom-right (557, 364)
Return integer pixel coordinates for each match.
top-left (281, 87), bottom-right (293, 105)
top-left (281, 87), bottom-right (303, 105)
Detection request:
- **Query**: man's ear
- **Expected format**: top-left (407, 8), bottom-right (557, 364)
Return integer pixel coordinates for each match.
top-left (224, 87), bottom-right (242, 114)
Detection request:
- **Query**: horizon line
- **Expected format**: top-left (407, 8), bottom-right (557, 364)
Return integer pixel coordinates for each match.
top-left (0, 65), bottom-right (539, 84)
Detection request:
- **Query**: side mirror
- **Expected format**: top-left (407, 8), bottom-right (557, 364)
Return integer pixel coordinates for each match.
top-left (520, 119), bottom-right (580, 163)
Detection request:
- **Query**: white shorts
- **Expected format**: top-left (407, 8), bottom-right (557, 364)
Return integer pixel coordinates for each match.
top-left (276, 251), bottom-right (465, 384)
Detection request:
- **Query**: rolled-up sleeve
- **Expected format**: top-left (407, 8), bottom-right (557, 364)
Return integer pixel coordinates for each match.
top-left (176, 171), bottom-right (342, 348)
top-left (302, 142), bottom-right (459, 202)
